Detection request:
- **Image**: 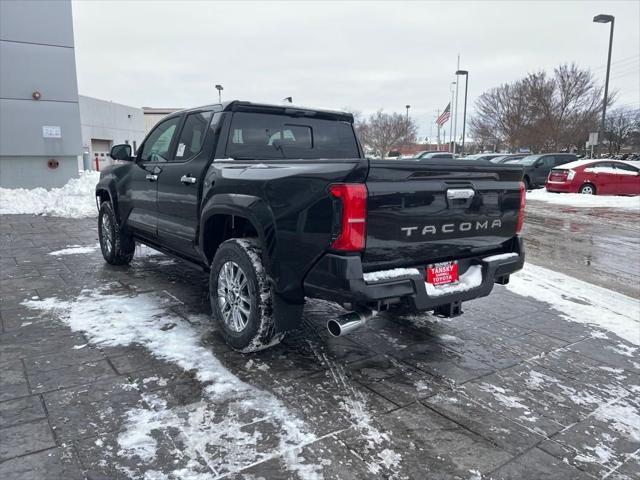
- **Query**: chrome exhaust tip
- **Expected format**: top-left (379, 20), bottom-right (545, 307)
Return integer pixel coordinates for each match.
top-left (327, 308), bottom-right (377, 337)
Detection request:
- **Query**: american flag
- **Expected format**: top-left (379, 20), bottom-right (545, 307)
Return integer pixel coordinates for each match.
top-left (436, 103), bottom-right (451, 126)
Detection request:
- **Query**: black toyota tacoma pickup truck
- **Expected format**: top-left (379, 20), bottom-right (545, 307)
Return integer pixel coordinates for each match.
top-left (97, 101), bottom-right (525, 352)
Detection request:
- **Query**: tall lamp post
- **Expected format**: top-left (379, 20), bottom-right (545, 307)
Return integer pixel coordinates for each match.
top-left (405, 104), bottom-right (411, 121)
top-left (455, 70), bottom-right (469, 155)
top-left (449, 81), bottom-right (456, 152)
top-left (593, 14), bottom-right (614, 155)
top-left (215, 84), bottom-right (224, 103)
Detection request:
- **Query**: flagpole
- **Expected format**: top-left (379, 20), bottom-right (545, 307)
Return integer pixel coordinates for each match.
top-left (449, 84), bottom-right (455, 152)
top-left (436, 110), bottom-right (440, 150)
top-left (453, 54), bottom-right (460, 155)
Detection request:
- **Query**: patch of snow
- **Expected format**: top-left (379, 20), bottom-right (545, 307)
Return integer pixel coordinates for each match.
top-left (607, 343), bottom-right (637, 357)
top-left (594, 399), bottom-right (640, 443)
top-left (483, 252), bottom-right (519, 262)
top-left (437, 334), bottom-right (463, 344)
top-left (507, 263), bottom-right (640, 345)
top-left (479, 383), bottom-right (531, 414)
top-left (22, 287), bottom-right (323, 479)
top-left (584, 166), bottom-right (637, 176)
top-left (425, 265), bottom-right (482, 297)
top-left (527, 188), bottom-right (640, 211)
top-left (467, 469), bottom-right (482, 480)
top-left (363, 267), bottom-right (420, 283)
top-left (0, 171), bottom-right (100, 217)
top-left (49, 244), bottom-right (100, 256)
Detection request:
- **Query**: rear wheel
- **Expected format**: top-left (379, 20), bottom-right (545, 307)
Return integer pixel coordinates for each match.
top-left (209, 238), bottom-right (284, 352)
top-left (579, 183), bottom-right (596, 195)
top-left (98, 202), bottom-right (135, 265)
top-left (524, 176), bottom-right (532, 190)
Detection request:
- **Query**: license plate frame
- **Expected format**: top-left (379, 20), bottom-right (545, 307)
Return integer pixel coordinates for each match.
top-left (426, 261), bottom-right (459, 286)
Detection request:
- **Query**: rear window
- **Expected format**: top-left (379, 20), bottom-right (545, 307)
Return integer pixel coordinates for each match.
top-left (226, 112), bottom-right (360, 159)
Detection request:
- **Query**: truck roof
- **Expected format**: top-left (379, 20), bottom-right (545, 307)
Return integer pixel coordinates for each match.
top-left (169, 100), bottom-right (354, 123)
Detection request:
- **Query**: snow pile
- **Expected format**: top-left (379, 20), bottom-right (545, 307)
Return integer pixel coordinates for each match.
top-left (48, 244), bottom-right (100, 256)
top-left (507, 263), bottom-right (640, 345)
top-left (425, 265), bottom-right (482, 297)
top-left (527, 188), bottom-right (640, 210)
top-left (22, 288), bottom-right (323, 479)
top-left (363, 267), bottom-right (420, 283)
top-left (0, 170), bottom-right (100, 217)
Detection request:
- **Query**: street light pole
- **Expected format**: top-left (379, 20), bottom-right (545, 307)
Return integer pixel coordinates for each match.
top-left (456, 70), bottom-right (469, 155)
top-left (215, 84), bottom-right (224, 103)
top-left (593, 14), bottom-right (615, 155)
top-left (405, 104), bottom-right (410, 121)
top-left (449, 82), bottom-right (456, 152)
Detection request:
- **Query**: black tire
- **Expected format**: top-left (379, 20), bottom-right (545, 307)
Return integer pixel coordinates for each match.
top-left (579, 183), bottom-right (596, 195)
top-left (209, 238), bottom-right (284, 352)
top-left (524, 176), bottom-right (532, 190)
top-left (98, 201), bottom-right (135, 265)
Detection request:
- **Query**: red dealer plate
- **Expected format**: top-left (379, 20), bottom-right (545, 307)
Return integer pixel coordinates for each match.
top-left (427, 261), bottom-right (459, 286)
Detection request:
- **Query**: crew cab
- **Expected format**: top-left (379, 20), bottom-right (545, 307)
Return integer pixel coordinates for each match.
top-left (96, 101), bottom-right (525, 352)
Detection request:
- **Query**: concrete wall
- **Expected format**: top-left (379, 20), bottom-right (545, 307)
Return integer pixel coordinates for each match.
top-left (80, 95), bottom-right (145, 169)
top-left (0, 0), bottom-right (82, 188)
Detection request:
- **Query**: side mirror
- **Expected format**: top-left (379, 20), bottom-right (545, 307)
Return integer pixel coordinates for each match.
top-left (109, 144), bottom-right (133, 161)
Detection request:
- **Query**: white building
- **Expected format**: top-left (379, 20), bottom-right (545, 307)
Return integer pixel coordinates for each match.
top-left (0, 0), bottom-right (82, 188)
top-left (79, 95), bottom-right (145, 170)
top-left (143, 107), bottom-right (182, 134)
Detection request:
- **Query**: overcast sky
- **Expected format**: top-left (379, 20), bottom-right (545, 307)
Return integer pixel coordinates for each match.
top-left (72, 0), bottom-right (639, 140)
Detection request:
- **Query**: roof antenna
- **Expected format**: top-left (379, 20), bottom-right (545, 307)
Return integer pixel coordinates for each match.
top-left (283, 97), bottom-right (293, 103)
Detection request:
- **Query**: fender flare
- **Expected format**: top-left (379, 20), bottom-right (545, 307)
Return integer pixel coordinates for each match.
top-left (199, 194), bottom-right (278, 272)
top-left (95, 177), bottom-right (120, 223)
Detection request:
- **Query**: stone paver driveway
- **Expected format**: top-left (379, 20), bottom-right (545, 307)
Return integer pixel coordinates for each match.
top-left (1, 214), bottom-right (638, 479)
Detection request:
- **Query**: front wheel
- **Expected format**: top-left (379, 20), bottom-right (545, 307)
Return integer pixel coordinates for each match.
top-left (98, 202), bottom-right (135, 265)
top-left (209, 238), bottom-right (284, 352)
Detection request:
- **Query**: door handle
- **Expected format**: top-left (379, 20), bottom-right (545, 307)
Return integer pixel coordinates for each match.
top-left (180, 175), bottom-right (197, 185)
top-left (145, 174), bottom-right (158, 181)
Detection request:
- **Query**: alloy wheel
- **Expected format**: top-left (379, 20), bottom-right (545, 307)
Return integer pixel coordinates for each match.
top-left (217, 261), bottom-right (251, 332)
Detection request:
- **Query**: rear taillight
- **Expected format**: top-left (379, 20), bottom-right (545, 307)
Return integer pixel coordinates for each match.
top-left (567, 169), bottom-right (576, 181)
top-left (329, 184), bottom-right (367, 251)
top-left (516, 181), bottom-right (526, 234)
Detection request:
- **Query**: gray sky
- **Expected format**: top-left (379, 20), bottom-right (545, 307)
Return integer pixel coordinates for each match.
top-left (72, 0), bottom-right (639, 140)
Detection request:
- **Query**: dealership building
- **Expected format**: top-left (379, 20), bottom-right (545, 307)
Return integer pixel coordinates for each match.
top-left (0, 0), bottom-right (154, 189)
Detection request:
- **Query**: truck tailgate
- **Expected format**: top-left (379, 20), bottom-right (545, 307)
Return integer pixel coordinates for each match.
top-left (363, 159), bottom-right (524, 271)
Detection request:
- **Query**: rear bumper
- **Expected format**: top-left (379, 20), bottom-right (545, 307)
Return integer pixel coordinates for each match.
top-left (545, 181), bottom-right (576, 193)
top-left (303, 237), bottom-right (525, 311)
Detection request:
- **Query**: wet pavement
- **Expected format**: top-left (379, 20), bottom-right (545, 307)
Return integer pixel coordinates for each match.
top-left (524, 200), bottom-right (640, 299)
top-left (1, 214), bottom-right (639, 480)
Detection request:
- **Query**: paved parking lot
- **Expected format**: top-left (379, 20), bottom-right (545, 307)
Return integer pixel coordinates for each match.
top-left (1, 214), bottom-right (639, 479)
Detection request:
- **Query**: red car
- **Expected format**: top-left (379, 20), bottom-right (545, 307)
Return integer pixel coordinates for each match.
top-left (546, 159), bottom-right (640, 195)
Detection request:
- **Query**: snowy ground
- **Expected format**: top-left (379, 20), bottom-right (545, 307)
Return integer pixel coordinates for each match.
top-left (527, 188), bottom-right (640, 211)
top-left (1, 214), bottom-right (639, 479)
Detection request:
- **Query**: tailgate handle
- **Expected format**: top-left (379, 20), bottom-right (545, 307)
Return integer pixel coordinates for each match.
top-left (446, 188), bottom-right (475, 200)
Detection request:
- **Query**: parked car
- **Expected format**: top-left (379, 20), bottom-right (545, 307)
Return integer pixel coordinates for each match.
top-left (414, 151), bottom-right (455, 160)
top-left (99, 101), bottom-right (525, 352)
top-left (546, 159), bottom-right (640, 195)
top-left (463, 153), bottom-right (505, 162)
top-left (490, 154), bottom-right (527, 164)
top-left (510, 153), bottom-right (578, 189)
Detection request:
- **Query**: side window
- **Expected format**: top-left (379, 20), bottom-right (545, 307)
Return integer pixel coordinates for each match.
top-left (556, 155), bottom-right (573, 165)
top-left (541, 156), bottom-right (555, 168)
top-left (140, 116), bottom-right (182, 163)
top-left (174, 111), bottom-right (213, 161)
top-left (614, 163), bottom-right (638, 173)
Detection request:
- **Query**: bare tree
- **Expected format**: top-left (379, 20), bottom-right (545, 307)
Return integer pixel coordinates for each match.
top-left (470, 63), bottom-right (611, 153)
top-left (603, 107), bottom-right (640, 154)
top-left (357, 110), bottom-right (417, 158)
